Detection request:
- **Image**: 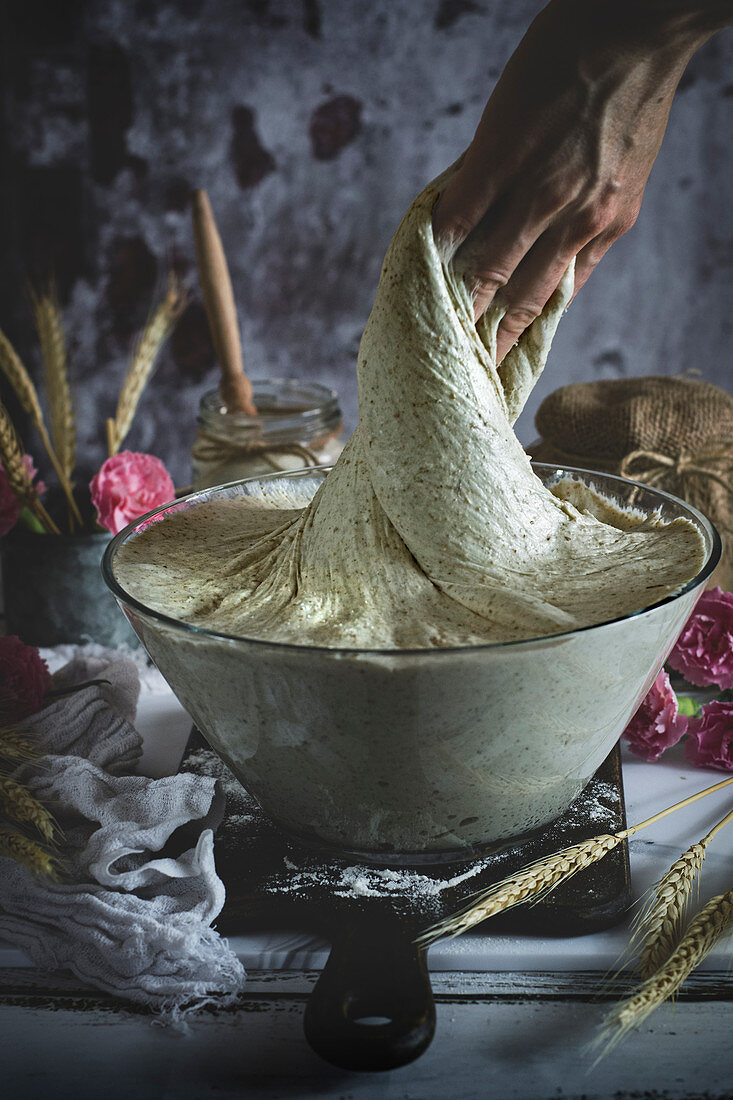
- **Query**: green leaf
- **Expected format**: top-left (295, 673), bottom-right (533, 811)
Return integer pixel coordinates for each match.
top-left (677, 695), bottom-right (702, 718)
top-left (17, 507), bottom-right (46, 534)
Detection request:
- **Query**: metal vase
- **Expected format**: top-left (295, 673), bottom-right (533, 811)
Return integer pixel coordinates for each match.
top-left (1, 531), bottom-right (138, 648)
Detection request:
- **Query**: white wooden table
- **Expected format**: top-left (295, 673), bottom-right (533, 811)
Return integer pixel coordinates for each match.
top-left (2, 655), bottom-right (732, 1099)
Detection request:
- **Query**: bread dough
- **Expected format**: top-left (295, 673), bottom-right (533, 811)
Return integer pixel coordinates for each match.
top-left (118, 170), bottom-right (706, 648)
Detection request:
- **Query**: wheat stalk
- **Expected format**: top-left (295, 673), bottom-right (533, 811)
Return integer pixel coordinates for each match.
top-left (632, 807), bottom-right (733, 979)
top-left (598, 887), bottom-right (733, 1055)
top-left (106, 276), bottom-right (184, 457)
top-left (0, 828), bottom-right (59, 878)
top-left (636, 844), bottom-right (707, 979)
top-left (0, 400), bottom-right (59, 534)
top-left (0, 326), bottom-right (81, 526)
top-left (0, 327), bottom-right (47, 430)
top-left (0, 400), bottom-right (34, 496)
top-left (416, 834), bottom-right (624, 945)
top-left (416, 775), bottom-right (733, 948)
top-left (31, 287), bottom-right (76, 487)
top-left (0, 727), bottom-right (37, 765)
top-left (0, 776), bottom-right (57, 841)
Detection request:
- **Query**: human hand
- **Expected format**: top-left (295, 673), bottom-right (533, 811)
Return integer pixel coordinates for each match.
top-left (433, 0), bottom-right (726, 362)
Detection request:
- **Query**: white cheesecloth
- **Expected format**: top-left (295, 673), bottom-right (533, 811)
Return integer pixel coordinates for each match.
top-left (0, 649), bottom-right (246, 1017)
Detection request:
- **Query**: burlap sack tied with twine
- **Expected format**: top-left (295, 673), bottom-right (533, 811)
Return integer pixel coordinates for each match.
top-left (530, 376), bottom-right (733, 591)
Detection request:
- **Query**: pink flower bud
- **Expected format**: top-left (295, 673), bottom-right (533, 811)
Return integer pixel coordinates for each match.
top-left (667, 587), bottom-right (733, 690)
top-left (685, 701), bottom-right (733, 771)
top-left (90, 451), bottom-right (176, 536)
top-left (0, 455), bottom-right (45, 537)
top-left (622, 670), bottom-right (688, 762)
top-left (0, 635), bottom-right (53, 723)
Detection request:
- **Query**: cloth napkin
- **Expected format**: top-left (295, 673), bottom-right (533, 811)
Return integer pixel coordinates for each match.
top-left (0, 649), bottom-right (246, 1018)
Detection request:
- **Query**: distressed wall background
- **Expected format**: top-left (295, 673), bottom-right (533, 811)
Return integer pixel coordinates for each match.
top-left (1, 0), bottom-right (732, 487)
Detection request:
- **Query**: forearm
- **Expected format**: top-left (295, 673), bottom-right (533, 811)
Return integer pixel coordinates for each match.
top-left (628, 0), bottom-right (733, 35)
top-left (544, 0), bottom-right (733, 54)
top-left (433, 0), bottom-right (732, 349)
top-left (530, 0), bottom-right (733, 137)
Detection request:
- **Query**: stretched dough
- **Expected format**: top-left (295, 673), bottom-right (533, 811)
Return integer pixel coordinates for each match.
top-left (118, 171), bottom-right (705, 648)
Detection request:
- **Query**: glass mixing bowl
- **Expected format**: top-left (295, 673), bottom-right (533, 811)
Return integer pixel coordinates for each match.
top-left (103, 464), bottom-right (720, 865)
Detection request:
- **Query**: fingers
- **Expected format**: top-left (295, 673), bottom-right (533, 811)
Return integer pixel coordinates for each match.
top-left (455, 177), bottom-right (582, 320)
top-left (459, 197), bottom-right (543, 322)
top-left (468, 195), bottom-right (596, 363)
top-left (494, 240), bottom-right (578, 364)
top-left (436, 140), bottom-right (643, 355)
top-left (572, 201), bottom-right (642, 299)
top-left (490, 195), bottom-right (642, 362)
top-left (571, 235), bottom-right (615, 300)
top-left (432, 126), bottom-right (506, 259)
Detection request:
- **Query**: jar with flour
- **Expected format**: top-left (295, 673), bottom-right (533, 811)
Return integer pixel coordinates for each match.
top-left (191, 378), bottom-right (344, 490)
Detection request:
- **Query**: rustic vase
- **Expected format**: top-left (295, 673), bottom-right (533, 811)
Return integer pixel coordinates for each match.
top-left (1, 531), bottom-right (138, 648)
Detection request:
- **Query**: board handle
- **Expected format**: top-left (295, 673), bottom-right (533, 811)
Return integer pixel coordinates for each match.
top-left (303, 914), bottom-right (436, 1072)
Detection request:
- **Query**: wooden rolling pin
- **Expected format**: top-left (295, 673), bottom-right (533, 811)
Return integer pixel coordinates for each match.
top-left (192, 189), bottom-right (257, 416)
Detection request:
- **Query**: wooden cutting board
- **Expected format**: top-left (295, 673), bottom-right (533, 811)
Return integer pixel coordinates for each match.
top-left (180, 732), bottom-right (631, 1071)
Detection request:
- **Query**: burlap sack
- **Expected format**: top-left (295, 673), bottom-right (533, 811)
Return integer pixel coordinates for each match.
top-left (530, 376), bottom-right (733, 592)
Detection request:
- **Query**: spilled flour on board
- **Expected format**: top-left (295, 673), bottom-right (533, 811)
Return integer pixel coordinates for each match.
top-left (184, 746), bottom-right (619, 915)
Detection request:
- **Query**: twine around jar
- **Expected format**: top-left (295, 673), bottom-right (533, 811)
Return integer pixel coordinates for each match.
top-left (191, 428), bottom-right (326, 474)
top-left (618, 443), bottom-right (733, 501)
top-left (530, 439), bottom-right (733, 501)
top-left (531, 376), bottom-right (733, 592)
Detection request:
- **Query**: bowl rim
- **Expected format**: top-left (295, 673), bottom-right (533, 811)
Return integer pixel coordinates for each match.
top-left (102, 462), bottom-right (722, 656)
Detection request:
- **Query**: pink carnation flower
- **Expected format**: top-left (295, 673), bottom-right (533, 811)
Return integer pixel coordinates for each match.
top-left (685, 701), bottom-right (733, 771)
top-left (667, 587), bottom-right (733, 690)
top-left (90, 451), bottom-right (176, 536)
top-left (622, 670), bottom-right (688, 762)
top-left (0, 455), bottom-right (46, 537)
top-left (0, 635), bottom-right (53, 723)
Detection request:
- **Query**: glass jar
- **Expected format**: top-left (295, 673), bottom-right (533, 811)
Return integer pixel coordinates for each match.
top-left (191, 378), bottom-right (344, 490)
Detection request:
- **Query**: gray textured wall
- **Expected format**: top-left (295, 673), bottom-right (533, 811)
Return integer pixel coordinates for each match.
top-left (1, 0), bottom-right (732, 487)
